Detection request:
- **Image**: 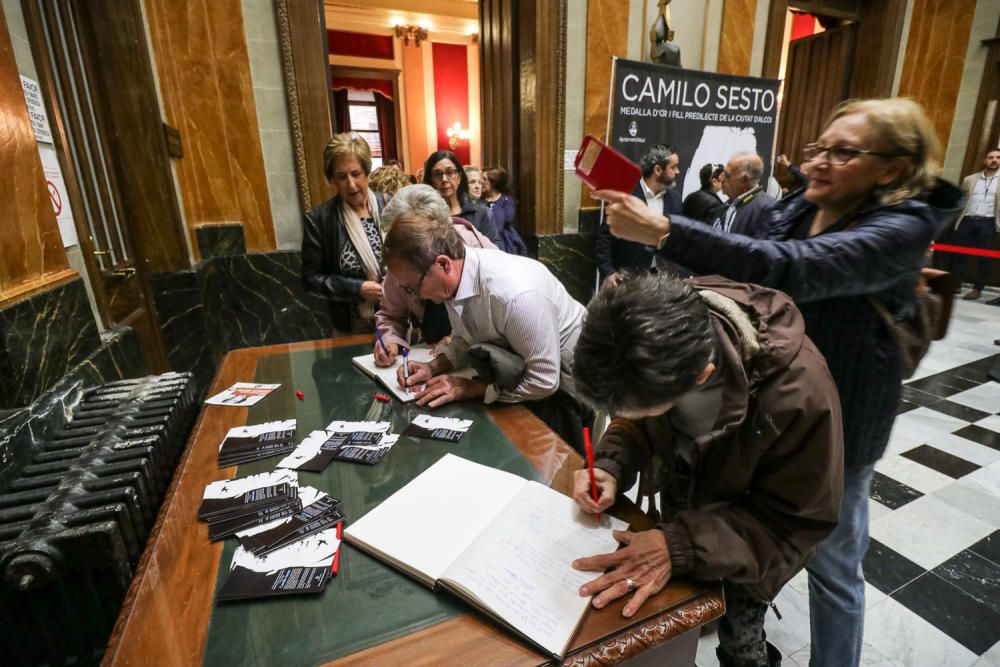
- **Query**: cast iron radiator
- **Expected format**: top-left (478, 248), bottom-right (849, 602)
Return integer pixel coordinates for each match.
top-left (0, 372), bottom-right (198, 666)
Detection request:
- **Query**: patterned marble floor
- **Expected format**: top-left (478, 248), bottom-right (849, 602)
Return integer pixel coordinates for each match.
top-left (695, 296), bottom-right (1000, 667)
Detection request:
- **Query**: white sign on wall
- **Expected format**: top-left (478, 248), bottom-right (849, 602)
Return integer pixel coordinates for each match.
top-left (21, 75), bottom-right (77, 248)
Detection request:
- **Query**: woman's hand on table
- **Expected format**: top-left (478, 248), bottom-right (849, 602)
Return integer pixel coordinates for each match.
top-left (573, 529), bottom-right (672, 618)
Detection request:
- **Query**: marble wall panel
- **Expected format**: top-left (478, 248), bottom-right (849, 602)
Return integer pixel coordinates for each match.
top-left (196, 224), bottom-right (248, 259)
top-left (581, 0), bottom-right (631, 209)
top-left (717, 0), bottom-right (757, 76)
top-left (200, 252), bottom-right (331, 351)
top-left (0, 1), bottom-right (72, 299)
top-left (144, 0), bottom-right (276, 258)
top-left (898, 0), bottom-right (977, 150)
top-left (535, 233), bottom-right (599, 307)
top-left (0, 279), bottom-right (101, 410)
top-left (149, 270), bottom-right (217, 393)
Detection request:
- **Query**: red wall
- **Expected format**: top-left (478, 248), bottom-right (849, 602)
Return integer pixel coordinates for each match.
top-left (431, 42), bottom-right (470, 164)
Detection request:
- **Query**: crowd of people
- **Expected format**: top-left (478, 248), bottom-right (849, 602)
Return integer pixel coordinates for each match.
top-left (301, 96), bottom-right (974, 667)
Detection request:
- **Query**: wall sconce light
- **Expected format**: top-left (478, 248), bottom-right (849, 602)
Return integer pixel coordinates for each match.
top-left (394, 24), bottom-right (429, 47)
top-left (446, 122), bottom-right (470, 150)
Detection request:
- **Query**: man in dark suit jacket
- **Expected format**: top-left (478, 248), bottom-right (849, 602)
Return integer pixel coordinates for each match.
top-left (596, 144), bottom-right (683, 285)
top-left (713, 152), bottom-right (776, 239)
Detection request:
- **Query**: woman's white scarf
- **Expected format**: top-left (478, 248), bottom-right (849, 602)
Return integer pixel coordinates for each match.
top-left (342, 189), bottom-right (383, 319)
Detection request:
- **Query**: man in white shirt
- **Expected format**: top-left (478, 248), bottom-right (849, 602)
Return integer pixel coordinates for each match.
top-left (595, 144), bottom-right (683, 285)
top-left (383, 210), bottom-right (590, 450)
top-left (713, 152), bottom-right (776, 238)
top-left (948, 149), bottom-right (1000, 301)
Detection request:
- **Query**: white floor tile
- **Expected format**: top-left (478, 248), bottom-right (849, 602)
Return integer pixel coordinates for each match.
top-left (865, 582), bottom-right (888, 611)
top-left (926, 433), bottom-right (1000, 467)
top-left (889, 408), bottom-right (968, 444)
top-left (962, 463), bottom-right (1000, 500)
top-left (884, 429), bottom-right (925, 457)
top-left (865, 597), bottom-right (979, 667)
top-left (696, 630), bottom-right (721, 667)
top-left (973, 640), bottom-right (1000, 667)
top-left (875, 454), bottom-right (955, 494)
top-left (869, 498), bottom-right (892, 522)
top-left (870, 494), bottom-right (994, 569)
top-left (765, 582), bottom-right (811, 657)
top-left (785, 641), bottom-right (904, 667)
top-left (933, 479), bottom-right (1000, 529)
top-left (976, 415), bottom-right (1000, 433)
top-left (949, 383), bottom-right (1000, 415)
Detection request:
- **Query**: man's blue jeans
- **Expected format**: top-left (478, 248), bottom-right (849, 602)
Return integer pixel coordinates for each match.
top-left (806, 462), bottom-right (877, 667)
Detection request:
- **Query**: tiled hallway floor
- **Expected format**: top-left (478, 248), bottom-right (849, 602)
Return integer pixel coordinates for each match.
top-left (695, 296), bottom-right (1000, 667)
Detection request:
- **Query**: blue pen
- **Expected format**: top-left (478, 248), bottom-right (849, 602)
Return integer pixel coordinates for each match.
top-left (402, 347), bottom-right (410, 391)
top-left (374, 327), bottom-right (390, 356)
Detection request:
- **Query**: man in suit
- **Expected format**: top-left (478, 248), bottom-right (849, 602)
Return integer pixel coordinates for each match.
top-left (596, 144), bottom-right (683, 286)
top-left (714, 152), bottom-right (776, 239)
top-left (947, 149), bottom-right (1000, 301)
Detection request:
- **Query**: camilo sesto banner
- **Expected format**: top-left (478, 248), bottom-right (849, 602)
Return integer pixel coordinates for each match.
top-left (608, 58), bottom-right (781, 200)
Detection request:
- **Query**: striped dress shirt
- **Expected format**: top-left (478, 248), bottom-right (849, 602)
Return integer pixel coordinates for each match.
top-left (437, 247), bottom-right (586, 404)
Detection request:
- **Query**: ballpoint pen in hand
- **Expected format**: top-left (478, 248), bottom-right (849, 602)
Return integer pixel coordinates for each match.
top-left (402, 347), bottom-right (410, 392)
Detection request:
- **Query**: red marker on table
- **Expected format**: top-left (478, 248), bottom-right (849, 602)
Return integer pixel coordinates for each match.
top-left (295, 390), bottom-right (304, 401)
top-left (583, 427), bottom-right (599, 507)
top-left (332, 521), bottom-right (343, 576)
top-left (373, 393), bottom-right (390, 403)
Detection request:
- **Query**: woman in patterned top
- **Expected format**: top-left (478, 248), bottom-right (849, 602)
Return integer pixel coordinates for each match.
top-left (301, 134), bottom-right (387, 334)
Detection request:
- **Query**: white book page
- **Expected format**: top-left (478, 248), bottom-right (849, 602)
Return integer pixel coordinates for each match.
top-left (440, 481), bottom-right (626, 657)
top-left (344, 454), bottom-right (527, 584)
top-left (351, 346), bottom-right (476, 403)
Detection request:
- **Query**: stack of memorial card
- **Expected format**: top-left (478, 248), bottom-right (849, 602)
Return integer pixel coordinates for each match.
top-left (198, 470), bottom-right (303, 541)
top-left (217, 528), bottom-right (340, 602)
top-left (277, 421), bottom-right (398, 471)
top-left (402, 415), bottom-right (473, 443)
top-left (238, 492), bottom-right (346, 556)
top-left (217, 420), bottom-right (297, 467)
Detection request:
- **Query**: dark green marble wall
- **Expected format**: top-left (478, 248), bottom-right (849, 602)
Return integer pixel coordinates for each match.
top-left (0, 279), bottom-right (102, 410)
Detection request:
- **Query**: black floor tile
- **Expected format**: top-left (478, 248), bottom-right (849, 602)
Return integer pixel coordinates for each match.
top-left (932, 550), bottom-right (1000, 615)
top-left (892, 571), bottom-right (1000, 655)
top-left (906, 373), bottom-right (982, 398)
top-left (947, 365), bottom-right (995, 383)
top-left (926, 399), bottom-right (990, 422)
top-left (900, 444), bottom-right (981, 479)
top-left (896, 400), bottom-right (920, 415)
top-left (969, 530), bottom-right (1000, 567)
top-left (901, 385), bottom-right (945, 407)
top-left (952, 424), bottom-right (1000, 451)
top-left (869, 471), bottom-right (923, 510)
top-left (863, 538), bottom-right (925, 595)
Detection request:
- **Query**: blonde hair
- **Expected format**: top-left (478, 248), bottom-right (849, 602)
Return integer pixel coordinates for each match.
top-left (323, 133), bottom-right (372, 181)
top-left (827, 98), bottom-right (942, 205)
top-left (369, 166), bottom-right (411, 196)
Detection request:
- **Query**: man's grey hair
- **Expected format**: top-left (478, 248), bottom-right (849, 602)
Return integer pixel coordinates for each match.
top-left (639, 144), bottom-right (676, 178)
top-left (381, 183), bottom-right (451, 230)
top-left (728, 152), bottom-right (764, 186)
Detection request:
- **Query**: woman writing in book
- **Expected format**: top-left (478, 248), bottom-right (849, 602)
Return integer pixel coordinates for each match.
top-left (584, 99), bottom-right (963, 667)
top-left (371, 184), bottom-right (497, 366)
top-left (301, 134), bottom-right (386, 335)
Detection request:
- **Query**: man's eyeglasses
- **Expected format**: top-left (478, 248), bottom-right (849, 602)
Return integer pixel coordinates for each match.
top-left (400, 267), bottom-right (430, 296)
top-left (802, 142), bottom-right (908, 166)
top-left (430, 168), bottom-right (460, 181)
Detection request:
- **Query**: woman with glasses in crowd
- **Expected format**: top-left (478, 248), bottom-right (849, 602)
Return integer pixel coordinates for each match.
top-left (423, 150), bottom-right (499, 245)
top-left (594, 98), bottom-right (962, 667)
top-left (301, 133), bottom-right (387, 335)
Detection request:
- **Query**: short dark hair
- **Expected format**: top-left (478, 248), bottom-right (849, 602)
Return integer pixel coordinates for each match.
top-left (639, 144), bottom-right (677, 178)
top-left (699, 163), bottom-right (724, 189)
top-left (573, 273), bottom-right (715, 416)
top-left (483, 166), bottom-right (509, 194)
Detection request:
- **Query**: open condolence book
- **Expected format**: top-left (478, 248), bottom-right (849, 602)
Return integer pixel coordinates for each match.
top-left (343, 453), bottom-right (625, 658)
top-left (351, 344), bottom-right (476, 403)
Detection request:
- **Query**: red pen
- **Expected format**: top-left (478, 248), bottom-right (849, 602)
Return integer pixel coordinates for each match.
top-left (332, 521), bottom-right (343, 576)
top-left (295, 390), bottom-right (304, 401)
top-left (583, 427), bottom-right (599, 507)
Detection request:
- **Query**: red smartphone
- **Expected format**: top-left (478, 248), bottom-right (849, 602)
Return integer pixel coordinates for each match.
top-left (574, 134), bottom-right (641, 193)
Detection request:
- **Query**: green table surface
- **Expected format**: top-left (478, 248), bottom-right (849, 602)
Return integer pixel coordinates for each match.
top-left (201, 343), bottom-right (546, 666)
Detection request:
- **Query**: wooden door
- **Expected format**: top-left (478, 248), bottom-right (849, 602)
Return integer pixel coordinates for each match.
top-left (776, 23), bottom-right (857, 163)
top-left (23, 0), bottom-right (185, 373)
